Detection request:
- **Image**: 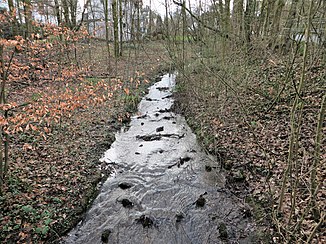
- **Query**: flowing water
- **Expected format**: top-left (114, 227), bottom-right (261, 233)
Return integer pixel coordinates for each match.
top-left (63, 74), bottom-right (256, 244)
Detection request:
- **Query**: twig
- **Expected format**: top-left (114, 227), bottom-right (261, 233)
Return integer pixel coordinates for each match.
top-left (306, 213), bottom-right (325, 243)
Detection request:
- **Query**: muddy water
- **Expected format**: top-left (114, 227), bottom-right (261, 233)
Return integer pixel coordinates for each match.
top-left (64, 74), bottom-right (256, 244)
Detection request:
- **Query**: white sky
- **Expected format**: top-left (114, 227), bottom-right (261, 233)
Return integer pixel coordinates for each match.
top-left (143, 0), bottom-right (174, 16)
top-left (143, 0), bottom-right (209, 16)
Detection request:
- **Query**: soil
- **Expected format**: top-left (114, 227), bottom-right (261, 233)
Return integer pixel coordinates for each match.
top-left (0, 40), bottom-right (169, 243)
top-left (173, 49), bottom-right (326, 242)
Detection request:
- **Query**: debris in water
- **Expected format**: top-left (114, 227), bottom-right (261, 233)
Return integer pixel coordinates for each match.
top-left (218, 223), bottom-right (228, 239)
top-left (136, 215), bottom-right (154, 228)
top-left (156, 126), bottom-right (164, 132)
top-left (168, 156), bottom-right (192, 169)
top-left (158, 108), bottom-right (171, 113)
top-left (136, 134), bottom-right (162, 141)
top-left (196, 196), bottom-right (206, 207)
top-left (136, 133), bottom-right (184, 141)
top-left (118, 183), bottom-right (133, 190)
top-left (156, 86), bottom-right (169, 91)
top-left (196, 192), bottom-right (207, 207)
top-left (162, 94), bottom-right (173, 99)
top-left (101, 229), bottom-right (111, 243)
top-left (180, 156), bottom-right (191, 165)
top-left (162, 116), bottom-right (173, 120)
top-left (120, 199), bottom-right (133, 208)
top-left (176, 213), bottom-right (185, 223)
top-left (136, 114), bottom-right (147, 119)
top-left (205, 165), bottom-right (212, 172)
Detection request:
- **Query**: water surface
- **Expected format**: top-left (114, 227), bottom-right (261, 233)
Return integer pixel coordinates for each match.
top-left (64, 74), bottom-right (256, 244)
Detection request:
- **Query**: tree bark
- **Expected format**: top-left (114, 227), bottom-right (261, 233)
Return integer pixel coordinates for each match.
top-left (53, 0), bottom-right (62, 25)
top-left (233, 0), bottom-right (244, 37)
top-left (270, 0), bottom-right (285, 48)
top-left (278, 0), bottom-right (314, 214)
top-left (119, 0), bottom-right (123, 56)
top-left (149, 0), bottom-right (152, 37)
top-left (62, 0), bottom-right (71, 27)
top-left (70, 0), bottom-right (78, 28)
top-left (244, 0), bottom-right (255, 47)
top-left (7, 0), bottom-right (18, 36)
top-left (23, 0), bottom-right (32, 38)
top-left (112, 0), bottom-right (120, 57)
top-left (281, 0), bottom-right (299, 53)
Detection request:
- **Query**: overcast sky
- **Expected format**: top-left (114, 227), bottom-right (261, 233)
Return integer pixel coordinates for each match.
top-left (143, 0), bottom-right (174, 16)
top-left (143, 0), bottom-right (210, 16)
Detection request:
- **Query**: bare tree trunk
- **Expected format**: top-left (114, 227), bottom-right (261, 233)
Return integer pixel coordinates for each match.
top-left (322, 1), bottom-right (326, 62)
top-left (278, 0), bottom-right (314, 214)
top-left (165, 0), bottom-right (169, 40)
top-left (62, 0), bottom-right (71, 27)
top-left (112, 0), bottom-right (120, 57)
top-left (130, 3), bottom-right (135, 41)
top-left (0, 44), bottom-right (12, 193)
top-left (23, 0), bottom-right (32, 38)
top-left (70, 0), bottom-right (78, 28)
top-left (233, 0), bottom-right (244, 38)
top-left (136, 1), bottom-right (141, 43)
top-left (103, 0), bottom-right (111, 70)
top-left (76, 0), bottom-right (91, 31)
top-left (7, 0), bottom-right (18, 36)
top-left (182, 0), bottom-right (186, 73)
top-left (224, 0), bottom-right (231, 35)
top-left (262, 0), bottom-right (276, 37)
top-left (0, 45), bottom-right (3, 193)
top-left (270, 0), bottom-right (285, 48)
top-left (310, 93), bottom-right (325, 220)
top-left (281, 0), bottom-right (299, 53)
top-left (271, 0), bottom-right (285, 33)
top-left (53, 0), bottom-right (62, 25)
top-left (217, 0), bottom-right (230, 36)
top-left (119, 0), bottom-right (123, 56)
top-left (149, 0), bottom-right (152, 37)
top-left (244, 0), bottom-right (255, 47)
top-left (257, 0), bottom-right (267, 36)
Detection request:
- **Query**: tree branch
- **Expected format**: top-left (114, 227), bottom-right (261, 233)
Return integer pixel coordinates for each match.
top-left (172, 0), bottom-right (223, 36)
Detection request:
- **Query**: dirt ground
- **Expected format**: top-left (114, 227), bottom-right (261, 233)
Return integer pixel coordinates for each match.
top-left (0, 40), bottom-right (169, 243)
top-left (173, 47), bottom-right (325, 242)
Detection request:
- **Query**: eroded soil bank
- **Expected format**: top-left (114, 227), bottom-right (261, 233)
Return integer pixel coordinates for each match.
top-left (63, 74), bottom-right (257, 244)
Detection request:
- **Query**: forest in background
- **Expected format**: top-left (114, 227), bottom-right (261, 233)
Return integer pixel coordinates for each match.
top-left (0, 0), bottom-right (325, 243)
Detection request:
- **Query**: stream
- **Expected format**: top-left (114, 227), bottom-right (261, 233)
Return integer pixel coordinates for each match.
top-left (63, 74), bottom-right (256, 244)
